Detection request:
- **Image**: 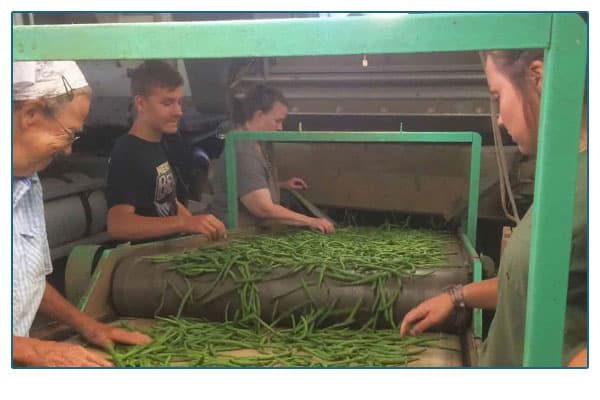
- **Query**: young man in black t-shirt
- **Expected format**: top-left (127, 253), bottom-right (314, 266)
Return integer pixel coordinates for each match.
top-left (106, 60), bottom-right (226, 242)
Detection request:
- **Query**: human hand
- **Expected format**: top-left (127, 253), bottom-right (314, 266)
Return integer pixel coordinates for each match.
top-left (79, 320), bottom-right (152, 351)
top-left (308, 217), bottom-right (335, 234)
top-left (183, 214), bottom-right (227, 241)
top-left (399, 292), bottom-right (454, 337)
top-left (280, 177), bottom-right (308, 191)
top-left (25, 339), bottom-right (113, 367)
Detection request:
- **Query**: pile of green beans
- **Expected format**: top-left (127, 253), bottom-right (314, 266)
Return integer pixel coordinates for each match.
top-left (109, 316), bottom-right (445, 367)
top-left (148, 225), bottom-right (452, 330)
top-left (151, 225), bottom-right (450, 276)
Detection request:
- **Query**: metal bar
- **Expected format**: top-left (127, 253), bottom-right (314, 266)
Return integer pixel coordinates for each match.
top-left (224, 133), bottom-right (239, 229)
top-left (467, 133), bottom-right (482, 244)
top-left (13, 13), bottom-right (551, 61)
top-left (240, 72), bottom-right (486, 82)
top-left (227, 131), bottom-right (475, 143)
top-left (472, 258), bottom-right (483, 339)
top-left (460, 231), bottom-right (483, 339)
top-left (269, 63), bottom-right (485, 74)
top-left (78, 249), bottom-right (111, 311)
top-left (523, 14), bottom-right (587, 367)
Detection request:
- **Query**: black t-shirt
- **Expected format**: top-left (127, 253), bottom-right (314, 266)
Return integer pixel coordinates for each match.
top-left (106, 134), bottom-right (178, 217)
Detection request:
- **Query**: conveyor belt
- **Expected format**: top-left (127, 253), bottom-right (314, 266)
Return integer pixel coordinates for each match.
top-left (111, 235), bottom-right (470, 333)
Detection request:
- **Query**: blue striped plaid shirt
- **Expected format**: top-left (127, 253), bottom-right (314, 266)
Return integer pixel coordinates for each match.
top-left (13, 174), bottom-right (52, 337)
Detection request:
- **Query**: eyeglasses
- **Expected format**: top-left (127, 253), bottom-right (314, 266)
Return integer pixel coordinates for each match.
top-left (53, 116), bottom-right (81, 144)
top-left (62, 75), bottom-right (74, 101)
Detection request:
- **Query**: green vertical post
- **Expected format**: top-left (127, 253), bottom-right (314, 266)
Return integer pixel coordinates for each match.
top-left (523, 14), bottom-right (587, 366)
top-left (472, 258), bottom-right (483, 339)
top-left (467, 133), bottom-right (482, 245)
top-left (460, 232), bottom-right (483, 339)
top-left (467, 133), bottom-right (482, 339)
top-left (224, 136), bottom-right (238, 229)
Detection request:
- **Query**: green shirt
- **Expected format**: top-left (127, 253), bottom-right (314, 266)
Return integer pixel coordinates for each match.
top-left (478, 151), bottom-right (587, 366)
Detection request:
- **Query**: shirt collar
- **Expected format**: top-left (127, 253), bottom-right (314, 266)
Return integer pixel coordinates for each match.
top-left (13, 173), bottom-right (40, 206)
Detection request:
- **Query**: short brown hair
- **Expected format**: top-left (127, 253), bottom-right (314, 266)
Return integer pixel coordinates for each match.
top-left (130, 60), bottom-right (183, 97)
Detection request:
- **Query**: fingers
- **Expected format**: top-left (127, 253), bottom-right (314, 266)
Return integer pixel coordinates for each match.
top-left (293, 178), bottom-right (308, 190)
top-left (83, 349), bottom-right (113, 367)
top-left (410, 316), bottom-right (435, 336)
top-left (190, 214), bottom-right (227, 241)
top-left (399, 307), bottom-right (428, 337)
top-left (310, 219), bottom-right (335, 234)
top-left (323, 220), bottom-right (335, 233)
top-left (106, 328), bottom-right (152, 346)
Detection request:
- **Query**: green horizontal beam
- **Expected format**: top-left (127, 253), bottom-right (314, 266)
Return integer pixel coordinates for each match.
top-left (13, 13), bottom-right (551, 61)
top-left (227, 130), bottom-right (477, 143)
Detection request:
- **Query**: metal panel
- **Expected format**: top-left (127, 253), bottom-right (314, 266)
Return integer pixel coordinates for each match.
top-left (224, 131), bottom-right (481, 244)
top-left (13, 13), bottom-right (551, 61)
top-left (523, 14), bottom-right (587, 367)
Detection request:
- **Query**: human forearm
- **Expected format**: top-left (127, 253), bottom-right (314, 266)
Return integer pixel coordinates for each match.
top-left (38, 283), bottom-right (98, 333)
top-left (462, 277), bottom-right (498, 310)
top-left (240, 189), bottom-right (333, 233)
top-left (107, 208), bottom-right (185, 240)
top-left (37, 283), bottom-right (152, 353)
top-left (260, 204), bottom-right (314, 227)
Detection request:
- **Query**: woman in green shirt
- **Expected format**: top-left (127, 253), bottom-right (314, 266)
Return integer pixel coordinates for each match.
top-left (399, 50), bottom-right (587, 367)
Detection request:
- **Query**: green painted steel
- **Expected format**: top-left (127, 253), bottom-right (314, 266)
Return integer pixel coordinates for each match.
top-left (78, 249), bottom-right (111, 311)
top-left (225, 131), bottom-right (481, 236)
top-left (228, 130), bottom-right (475, 143)
top-left (460, 231), bottom-right (483, 339)
top-left (523, 14), bottom-right (587, 367)
top-left (472, 259), bottom-right (483, 339)
top-left (467, 135), bottom-right (482, 244)
top-left (13, 13), bottom-right (551, 61)
top-left (224, 133), bottom-right (239, 229)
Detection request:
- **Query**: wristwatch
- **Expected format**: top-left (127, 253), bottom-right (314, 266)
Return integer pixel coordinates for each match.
top-left (446, 284), bottom-right (466, 308)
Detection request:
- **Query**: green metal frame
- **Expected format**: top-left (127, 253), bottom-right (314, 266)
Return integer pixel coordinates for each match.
top-left (13, 13), bottom-right (587, 366)
top-left (225, 130), bottom-right (483, 339)
top-left (460, 232), bottom-right (483, 340)
top-left (225, 131), bottom-right (481, 244)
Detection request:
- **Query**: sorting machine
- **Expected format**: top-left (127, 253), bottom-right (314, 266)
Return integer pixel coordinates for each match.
top-left (15, 13), bottom-right (586, 367)
top-left (32, 131), bottom-right (483, 367)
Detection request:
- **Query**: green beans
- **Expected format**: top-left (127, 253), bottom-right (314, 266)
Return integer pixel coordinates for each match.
top-left (109, 317), bottom-right (441, 367)
top-left (118, 225), bottom-right (454, 366)
top-left (148, 225), bottom-right (451, 331)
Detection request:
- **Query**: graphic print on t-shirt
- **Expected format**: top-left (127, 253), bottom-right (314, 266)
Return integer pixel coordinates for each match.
top-left (154, 161), bottom-right (177, 217)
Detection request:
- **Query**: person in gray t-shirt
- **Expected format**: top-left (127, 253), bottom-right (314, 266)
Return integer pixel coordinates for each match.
top-left (210, 85), bottom-right (334, 233)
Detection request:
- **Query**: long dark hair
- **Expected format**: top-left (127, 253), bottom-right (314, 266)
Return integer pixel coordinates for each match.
top-left (484, 50), bottom-right (544, 134)
top-left (233, 84), bottom-right (288, 125)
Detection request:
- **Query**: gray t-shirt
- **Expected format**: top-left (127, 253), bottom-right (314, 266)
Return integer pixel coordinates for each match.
top-left (210, 141), bottom-right (279, 229)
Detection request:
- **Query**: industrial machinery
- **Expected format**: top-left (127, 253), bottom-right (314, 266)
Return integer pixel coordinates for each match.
top-left (32, 131), bottom-right (484, 367)
top-left (14, 13), bottom-right (586, 367)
